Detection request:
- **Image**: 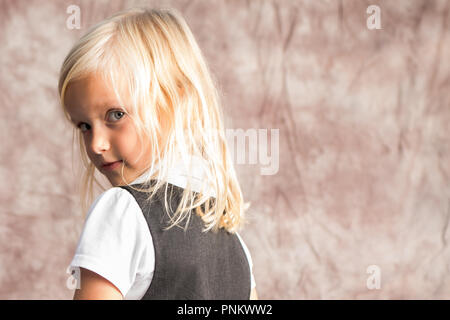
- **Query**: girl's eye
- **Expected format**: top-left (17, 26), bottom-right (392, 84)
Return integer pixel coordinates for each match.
top-left (78, 123), bottom-right (90, 132)
top-left (107, 110), bottom-right (125, 122)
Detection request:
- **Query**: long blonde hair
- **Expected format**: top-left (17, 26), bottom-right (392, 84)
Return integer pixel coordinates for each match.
top-left (58, 7), bottom-right (250, 233)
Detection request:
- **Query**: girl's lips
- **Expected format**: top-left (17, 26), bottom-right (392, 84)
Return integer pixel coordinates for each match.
top-left (102, 160), bottom-right (123, 171)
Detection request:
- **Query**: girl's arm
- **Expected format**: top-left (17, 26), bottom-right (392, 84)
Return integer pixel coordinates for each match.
top-left (73, 267), bottom-right (123, 300)
top-left (73, 267), bottom-right (257, 300)
top-left (250, 287), bottom-right (258, 300)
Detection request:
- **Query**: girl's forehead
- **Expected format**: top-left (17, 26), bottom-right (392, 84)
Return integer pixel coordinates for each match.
top-left (64, 75), bottom-right (129, 120)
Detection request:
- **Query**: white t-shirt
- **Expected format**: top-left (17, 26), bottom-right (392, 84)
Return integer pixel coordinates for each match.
top-left (68, 157), bottom-right (256, 299)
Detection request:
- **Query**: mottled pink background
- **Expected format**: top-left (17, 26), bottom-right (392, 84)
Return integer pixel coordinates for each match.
top-left (0, 0), bottom-right (449, 299)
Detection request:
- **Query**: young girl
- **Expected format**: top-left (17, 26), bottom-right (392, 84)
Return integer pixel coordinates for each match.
top-left (58, 7), bottom-right (257, 300)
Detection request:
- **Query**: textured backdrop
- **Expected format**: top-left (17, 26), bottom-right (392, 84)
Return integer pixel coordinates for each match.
top-left (0, 0), bottom-right (449, 299)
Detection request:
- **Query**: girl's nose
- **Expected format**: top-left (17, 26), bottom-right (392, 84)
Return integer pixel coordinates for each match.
top-left (89, 128), bottom-right (110, 154)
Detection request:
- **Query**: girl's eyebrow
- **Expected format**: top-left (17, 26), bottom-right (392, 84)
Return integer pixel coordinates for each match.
top-left (69, 104), bottom-right (126, 124)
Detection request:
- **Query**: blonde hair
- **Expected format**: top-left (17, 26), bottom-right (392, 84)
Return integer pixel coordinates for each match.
top-left (58, 7), bottom-right (250, 233)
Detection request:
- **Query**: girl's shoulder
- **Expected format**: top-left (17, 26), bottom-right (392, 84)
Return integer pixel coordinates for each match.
top-left (85, 186), bottom-right (141, 220)
top-left (97, 186), bottom-right (134, 200)
top-left (71, 186), bottom-right (154, 297)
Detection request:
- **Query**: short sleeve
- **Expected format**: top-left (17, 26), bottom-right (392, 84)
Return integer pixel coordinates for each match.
top-left (236, 233), bottom-right (256, 289)
top-left (68, 187), bottom-right (151, 297)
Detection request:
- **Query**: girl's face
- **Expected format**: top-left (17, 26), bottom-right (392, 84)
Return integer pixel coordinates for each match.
top-left (64, 73), bottom-right (153, 186)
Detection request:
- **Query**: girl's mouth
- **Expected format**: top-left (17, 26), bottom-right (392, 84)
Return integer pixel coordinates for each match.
top-left (102, 160), bottom-right (123, 171)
